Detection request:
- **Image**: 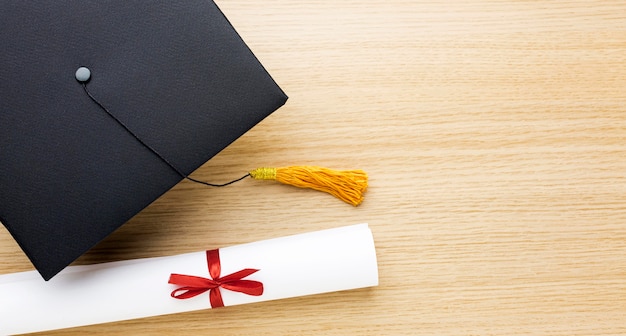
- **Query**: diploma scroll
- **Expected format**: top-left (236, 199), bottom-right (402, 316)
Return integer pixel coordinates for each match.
top-left (0, 224), bottom-right (378, 334)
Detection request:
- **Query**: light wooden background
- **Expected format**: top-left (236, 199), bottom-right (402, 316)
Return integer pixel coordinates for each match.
top-left (1, 1), bottom-right (625, 335)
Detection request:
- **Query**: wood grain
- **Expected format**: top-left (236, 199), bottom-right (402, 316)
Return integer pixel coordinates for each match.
top-left (1, 1), bottom-right (625, 335)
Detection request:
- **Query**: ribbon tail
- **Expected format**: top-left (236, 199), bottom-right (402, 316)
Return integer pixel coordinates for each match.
top-left (219, 268), bottom-right (260, 282)
top-left (222, 280), bottom-right (264, 296)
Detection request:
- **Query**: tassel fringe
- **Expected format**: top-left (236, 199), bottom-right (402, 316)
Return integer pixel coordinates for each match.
top-left (249, 166), bottom-right (368, 206)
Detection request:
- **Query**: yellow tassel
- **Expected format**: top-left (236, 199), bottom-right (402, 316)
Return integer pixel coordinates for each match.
top-left (249, 166), bottom-right (368, 206)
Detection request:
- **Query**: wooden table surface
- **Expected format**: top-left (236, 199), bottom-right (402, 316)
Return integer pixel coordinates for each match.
top-left (2, 1), bottom-right (625, 335)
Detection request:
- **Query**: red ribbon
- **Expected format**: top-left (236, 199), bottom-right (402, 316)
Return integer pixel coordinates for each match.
top-left (168, 249), bottom-right (263, 308)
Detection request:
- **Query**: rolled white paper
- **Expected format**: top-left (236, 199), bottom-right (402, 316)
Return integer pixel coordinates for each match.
top-left (0, 223), bottom-right (378, 334)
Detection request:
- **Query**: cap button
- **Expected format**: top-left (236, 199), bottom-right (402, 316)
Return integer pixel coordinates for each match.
top-left (75, 67), bottom-right (91, 82)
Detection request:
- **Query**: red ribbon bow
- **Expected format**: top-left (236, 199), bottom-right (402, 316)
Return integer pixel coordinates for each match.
top-left (168, 249), bottom-right (263, 308)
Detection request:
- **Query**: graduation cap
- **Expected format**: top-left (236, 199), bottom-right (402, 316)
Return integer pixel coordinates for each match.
top-left (0, 1), bottom-right (367, 280)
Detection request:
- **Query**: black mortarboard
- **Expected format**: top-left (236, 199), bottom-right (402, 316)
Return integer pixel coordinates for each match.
top-left (0, 1), bottom-right (287, 280)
